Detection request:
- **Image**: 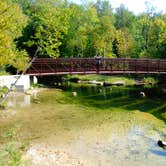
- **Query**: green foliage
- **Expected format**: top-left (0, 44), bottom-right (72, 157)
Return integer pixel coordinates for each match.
top-left (114, 4), bottom-right (135, 30)
top-left (0, 67), bottom-right (9, 76)
top-left (0, 86), bottom-right (8, 109)
top-left (93, 0), bottom-right (115, 57)
top-left (114, 29), bottom-right (136, 57)
top-left (0, 0), bottom-right (29, 70)
top-left (148, 15), bottom-right (166, 58)
top-left (3, 141), bottom-right (22, 166)
top-left (0, 127), bottom-right (23, 166)
top-left (60, 3), bottom-right (99, 57)
top-left (60, 0), bottom-right (116, 57)
top-left (18, 0), bottom-right (71, 58)
top-left (135, 3), bottom-right (166, 59)
top-left (6, 128), bottom-right (17, 140)
top-left (0, 0), bottom-right (166, 67)
top-left (143, 77), bottom-right (158, 85)
top-left (0, 86), bottom-right (8, 93)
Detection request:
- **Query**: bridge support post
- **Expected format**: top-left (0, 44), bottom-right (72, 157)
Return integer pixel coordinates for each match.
top-left (30, 76), bottom-right (38, 85)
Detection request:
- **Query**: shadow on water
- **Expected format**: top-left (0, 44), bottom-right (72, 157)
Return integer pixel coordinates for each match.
top-left (62, 82), bottom-right (166, 123)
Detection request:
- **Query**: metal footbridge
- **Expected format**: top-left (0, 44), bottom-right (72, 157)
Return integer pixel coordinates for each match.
top-left (26, 58), bottom-right (166, 75)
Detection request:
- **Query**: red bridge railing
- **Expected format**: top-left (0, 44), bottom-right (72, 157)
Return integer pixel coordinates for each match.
top-left (26, 58), bottom-right (166, 75)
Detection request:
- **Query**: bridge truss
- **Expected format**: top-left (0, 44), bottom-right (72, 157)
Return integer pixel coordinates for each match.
top-left (26, 58), bottom-right (166, 76)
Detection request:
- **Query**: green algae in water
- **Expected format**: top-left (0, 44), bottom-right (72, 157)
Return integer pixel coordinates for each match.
top-left (0, 86), bottom-right (166, 165)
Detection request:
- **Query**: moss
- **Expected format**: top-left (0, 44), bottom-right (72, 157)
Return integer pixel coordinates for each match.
top-left (143, 77), bottom-right (158, 85)
top-left (64, 84), bottom-right (166, 123)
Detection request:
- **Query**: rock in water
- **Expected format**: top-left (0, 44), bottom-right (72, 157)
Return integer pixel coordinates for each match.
top-left (158, 140), bottom-right (166, 149)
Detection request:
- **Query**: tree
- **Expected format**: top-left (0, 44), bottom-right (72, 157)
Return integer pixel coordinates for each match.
top-left (60, 3), bottom-right (99, 57)
top-left (94, 0), bottom-right (115, 57)
top-left (113, 4), bottom-right (136, 57)
top-left (114, 4), bottom-right (135, 30)
top-left (113, 29), bottom-right (136, 58)
top-left (0, 0), bottom-right (28, 71)
top-left (135, 1), bottom-right (166, 59)
top-left (11, 0), bottom-right (166, 60)
top-left (156, 14), bottom-right (166, 58)
top-left (137, 1), bottom-right (157, 58)
top-left (18, 0), bottom-right (71, 58)
top-left (147, 14), bottom-right (166, 58)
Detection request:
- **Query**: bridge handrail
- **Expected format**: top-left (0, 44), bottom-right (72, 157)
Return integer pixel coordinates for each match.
top-left (26, 58), bottom-right (166, 75)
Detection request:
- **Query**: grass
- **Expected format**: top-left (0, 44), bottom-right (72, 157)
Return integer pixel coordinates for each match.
top-left (0, 87), bottom-right (8, 109)
top-left (0, 87), bottom-right (8, 95)
top-left (0, 71), bottom-right (9, 76)
top-left (0, 127), bottom-right (24, 166)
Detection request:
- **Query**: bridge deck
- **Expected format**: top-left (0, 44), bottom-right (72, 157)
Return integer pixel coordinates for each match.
top-left (26, 58), bottom-right (166, 76)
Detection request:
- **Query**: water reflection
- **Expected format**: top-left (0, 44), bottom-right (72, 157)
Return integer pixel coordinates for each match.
top-left (63, 82), bottom-right (166, 100)
top-left (62, 82), bottom-right (137, 100)
top-left (62, 82), bottom-right (166, 122)
top-left (7, 94), bottom-right (31, 107)
top-left (6, 91), bottom-right (39, 108)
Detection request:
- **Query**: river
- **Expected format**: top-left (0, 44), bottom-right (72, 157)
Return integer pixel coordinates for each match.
top-left (0, 84), bottom-right (166, 166)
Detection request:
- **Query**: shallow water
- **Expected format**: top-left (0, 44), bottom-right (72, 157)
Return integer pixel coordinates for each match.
top-left (0, 85), bottom-right (166, 165)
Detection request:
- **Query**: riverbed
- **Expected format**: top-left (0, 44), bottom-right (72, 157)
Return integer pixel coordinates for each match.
top-left (0, 85), bottom-right (166, 165)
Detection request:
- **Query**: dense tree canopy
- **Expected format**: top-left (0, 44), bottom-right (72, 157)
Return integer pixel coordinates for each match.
top-left (17, 0), bottom-right (71, 58)
top-left (0, 0), bottom-right (166, 71)
top-left (0, 0), bottom-right (28, 70)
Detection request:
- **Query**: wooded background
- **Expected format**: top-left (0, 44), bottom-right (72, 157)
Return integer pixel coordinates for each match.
top-left (0, 0), bottom-right (166, 71)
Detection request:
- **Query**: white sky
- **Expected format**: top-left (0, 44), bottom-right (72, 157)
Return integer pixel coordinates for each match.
top-left (69, 0), bottom-right (166, 15)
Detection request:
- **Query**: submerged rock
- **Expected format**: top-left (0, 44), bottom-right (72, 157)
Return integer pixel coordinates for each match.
top-left (140, 91), bottom-right (146, 98)
top-left (88, 80), bottom-right (103, 86)
top-left (113, 81), bottom-right (125, 86)
top-left (72, 91), bottom-right (77, 97)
